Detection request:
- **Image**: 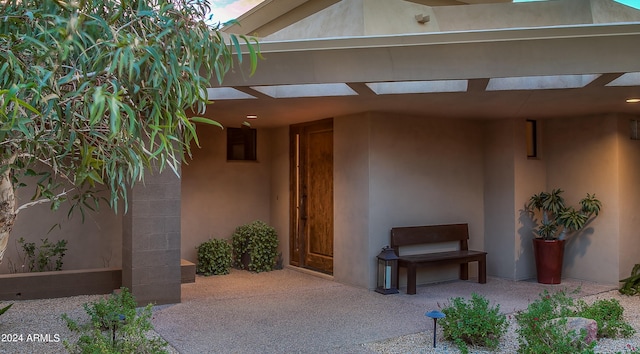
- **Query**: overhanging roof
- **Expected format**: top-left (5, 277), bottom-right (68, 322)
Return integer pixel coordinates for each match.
top-left (223, 24), bottom-right (640, 85)
top-left (205, 1), bottom-right (640, 128)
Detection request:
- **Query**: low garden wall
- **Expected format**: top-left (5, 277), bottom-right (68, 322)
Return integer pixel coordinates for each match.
top-left (0, 260), bottom-right (196, 301)
top-left (0, 268), bottom-right (122, 301)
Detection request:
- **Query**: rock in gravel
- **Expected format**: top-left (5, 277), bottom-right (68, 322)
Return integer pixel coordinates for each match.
top-left (550, 316), bottom-right (598, 344)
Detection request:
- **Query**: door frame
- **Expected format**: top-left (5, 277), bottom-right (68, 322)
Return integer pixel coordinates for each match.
top-left (289, 118), bottom-right (334, 273)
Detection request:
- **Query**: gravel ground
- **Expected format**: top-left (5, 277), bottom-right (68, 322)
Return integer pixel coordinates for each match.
top-left (364, 290), bottom-right (640, 354)
top-left (0, 289), bottom-right (638, 353)
top-left (0, 294), bottom-right (178, 354)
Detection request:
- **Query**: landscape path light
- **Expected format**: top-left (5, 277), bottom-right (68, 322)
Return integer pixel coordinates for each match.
top-left (425, 310), bottom-right (446, 348)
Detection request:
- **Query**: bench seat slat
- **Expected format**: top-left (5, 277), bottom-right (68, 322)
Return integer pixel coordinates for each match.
top-left (398, 250), bottom-right (487, 263)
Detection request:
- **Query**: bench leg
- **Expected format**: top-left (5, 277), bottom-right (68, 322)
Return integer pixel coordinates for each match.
top-left (406, 265), bottom-right (417, 295)
top-left (460, 263), bottom-right (469, 281)
top-left (478, 258), bottom-right (487, 284)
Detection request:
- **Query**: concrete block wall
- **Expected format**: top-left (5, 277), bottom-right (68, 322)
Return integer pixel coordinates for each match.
top-left (122, 167), bottom-right (182, 305)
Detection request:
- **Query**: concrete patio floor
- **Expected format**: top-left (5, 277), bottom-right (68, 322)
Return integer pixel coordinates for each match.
top-left (151, 267), bottom-right (617, 353)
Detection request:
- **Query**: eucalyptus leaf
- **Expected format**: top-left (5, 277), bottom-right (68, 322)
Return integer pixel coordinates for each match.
top-left (0, 0), bottom-right (261, 263)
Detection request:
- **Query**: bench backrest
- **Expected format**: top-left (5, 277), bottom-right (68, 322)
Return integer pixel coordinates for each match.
top-left (390, 223), bottom-right (469, 255)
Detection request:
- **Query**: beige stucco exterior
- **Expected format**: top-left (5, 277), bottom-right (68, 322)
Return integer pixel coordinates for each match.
top-left (200, 0), bottom-right (640, 290)
top-left (1, 189), bottom-right (121, 273)
top-left (4, 0), bottom-right (640, 300)
top-left (178, 110), bottom-right (640, 290)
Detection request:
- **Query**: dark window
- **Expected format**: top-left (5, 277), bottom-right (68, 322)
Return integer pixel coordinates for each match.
top-left (227, 127), bottom-right (257, 161)
top-left (526, 120), bottom-right (537, 158)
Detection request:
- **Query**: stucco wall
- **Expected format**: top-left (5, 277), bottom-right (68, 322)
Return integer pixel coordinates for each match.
top-left (485, 115), bottom-right (627, 284)
top-left (543, 114), bottom-right (620, 284)
top-left (364, 112), bottom-right (485, 289)
top-left (334, 114), bottom-right (372, 288)
top-left (483, 119), bottom-right (517, 279)
top-left (1, 189), bottom-right (121, 274)
top-left (514, 120), bottom-right (546, 280)
top-left (616, 115), bottom-right (640, 280)
top-left (9, 112), bottom-right (637, 291)
top-left (180, 125), bottom-right (275, 263)
top-left (268, 126), bottom-right (291, 266)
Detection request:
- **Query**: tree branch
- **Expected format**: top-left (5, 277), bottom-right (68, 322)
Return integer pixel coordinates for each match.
top-left (15, 188), bottom-right (76, 215)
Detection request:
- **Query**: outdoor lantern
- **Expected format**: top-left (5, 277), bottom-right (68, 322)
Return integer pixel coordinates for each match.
top-left (425, 310), bottom-right (446, 348)
top-left (375, 246), bottom-right (399, 294)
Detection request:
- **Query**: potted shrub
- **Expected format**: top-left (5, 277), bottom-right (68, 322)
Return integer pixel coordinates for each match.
top-left (231, 221), bottom-right (279, 273)
top-left (526, 189), bottom-right (602, 284)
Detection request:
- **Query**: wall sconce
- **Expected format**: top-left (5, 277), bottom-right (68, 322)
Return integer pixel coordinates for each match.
top-left (375, 246), bottom-right (399, 294)
top-left (415, 14), bottom-right (430, 24)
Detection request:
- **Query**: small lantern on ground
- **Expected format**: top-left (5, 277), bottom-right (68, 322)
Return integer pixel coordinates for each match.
top-left (425, 310), bottom-right (446, 348)
top-left (375, 246), bottom-right (399, 294)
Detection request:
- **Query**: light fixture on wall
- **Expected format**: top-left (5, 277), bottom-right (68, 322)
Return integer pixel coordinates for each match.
top-left (626, 98), bottom-right (640, 103)
top-left (415, 14), bottom-right (430, 24)
top-left (246, 114), bottom-right (258, 119)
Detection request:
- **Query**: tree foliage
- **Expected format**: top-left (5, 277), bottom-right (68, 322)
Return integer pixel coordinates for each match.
top-left (0, 0), bottom-right (260, 263)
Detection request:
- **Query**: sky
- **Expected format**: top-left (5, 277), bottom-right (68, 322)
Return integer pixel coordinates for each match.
top-left (208, 0), bottom-right (264, 25)
top-left (207, 0), bottom-right (640, 24)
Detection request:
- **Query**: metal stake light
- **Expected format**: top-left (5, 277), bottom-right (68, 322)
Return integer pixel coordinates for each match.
top-left (425, 310), bottom-right (446, 348)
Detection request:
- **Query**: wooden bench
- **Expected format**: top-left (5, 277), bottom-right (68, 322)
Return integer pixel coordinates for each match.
top-left (391, 223), bottom-right (487, 295)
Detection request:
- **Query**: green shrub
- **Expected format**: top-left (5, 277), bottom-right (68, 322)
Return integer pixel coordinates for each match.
top-left (577, 298), bottom-right (635, 339)
top-left (232, 220), bottom-right (278, 273)
top-left (440, 293), bottom-right (508, 354)
top-left (62, 287), bottom-right (168, 354)
top-left (516, 289), bottom-right (635, 354)
top-left (196, 238), bottom-right (232, 276)
top-left (516, 289), bottom-right (595, 354)
top-left (9, 237), bottom-right (67, 273)
top-left (620, 264), bottom-right (640, 296)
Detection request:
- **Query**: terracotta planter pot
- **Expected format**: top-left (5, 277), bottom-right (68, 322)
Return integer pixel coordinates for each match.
top-left (533, 238), bottom-right (565, 284)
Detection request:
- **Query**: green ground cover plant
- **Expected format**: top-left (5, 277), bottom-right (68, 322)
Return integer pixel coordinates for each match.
top-left (516, 289), bottom-right (635, 354)
top-left (440, 293), bottom-right (508, 354)
top-left (196, 238), bottom-right (232, 276)
top-left (62, 287), bottom-right (168, 354)
top-left (516, 289), bottom-right (594, 354)
top-left (579, 298), bottom-right (635, 338)
top-left (8, 237), bottom-right (67, 273)
top-left (620, 264), bottom-right (640, 296)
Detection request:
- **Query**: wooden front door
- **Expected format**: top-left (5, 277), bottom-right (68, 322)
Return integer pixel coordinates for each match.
top-left (290, 119), bottom-right (333, 274)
